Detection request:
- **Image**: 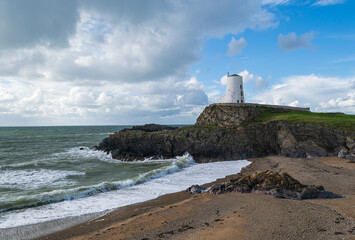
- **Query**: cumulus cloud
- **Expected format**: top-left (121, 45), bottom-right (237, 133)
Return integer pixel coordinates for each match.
top-left (220, 75), bottom-right (228, 86)
top-left (278, 32), bottom-right (315, 51)
top-left (0, 1), bottom-right (276, 83)
top-left (313, 0), bottom-right (345, 6)
top-left (253, 74), bottom-right (355, 113)
top-left (239, 70), bottom-right (268, 89)
top-left (0, 77), bottom-right (208, 125)
top-left (220, 70), bottom-right (267, 91)
top-left (0, 84), bottom-right (16, 102)
top-left (320, 92), bottom-right (355, 109)
top-left (238, 70), bottom-right (255, 83)
top-left (255, 76), bottom-right (268, 89)
top-left (227, 37), bottom-right (247, 56)
top-left (0, 1), bottom-right (278, 125)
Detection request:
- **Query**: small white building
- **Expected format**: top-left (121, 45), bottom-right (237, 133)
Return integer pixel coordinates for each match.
top-left (219, 73), bottom-right (244, 103)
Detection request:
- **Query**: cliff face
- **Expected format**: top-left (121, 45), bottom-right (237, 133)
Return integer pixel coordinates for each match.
top-left (196, 103), bottom-right (309, 128)
top-left (96, 104), bottom-right (354, 162)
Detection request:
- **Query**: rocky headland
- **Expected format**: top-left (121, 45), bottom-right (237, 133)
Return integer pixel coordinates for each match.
top-left (31, 104), bottom-right (355, 240)
top-left (95, 103), bottom-right (355, 162)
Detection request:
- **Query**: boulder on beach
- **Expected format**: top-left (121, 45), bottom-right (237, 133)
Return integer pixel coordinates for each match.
top-left (188, 170), bottom-right (342, 200)
top-left (187, 185), bottom-right (208, 194)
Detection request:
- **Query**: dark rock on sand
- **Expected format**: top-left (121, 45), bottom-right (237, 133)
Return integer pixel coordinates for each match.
top-left (187, 185), bottom-right (208, 194)
top-left (338, 136), bottom-right (355, 159)
top-left (207, 170), bottom-right (341, 200)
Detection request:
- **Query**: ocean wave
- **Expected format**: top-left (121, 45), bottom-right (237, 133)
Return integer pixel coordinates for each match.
top-left (59, 146), bottom-right (192, 165)
top-left (0, 169), bottom-right (85, 190)
top-left (63, 147), bottom-right (119, 163)
top-left (0, 159), bottom-right (250, 228)
top-left (0, 147), bottom-right (111, 169)
top-left (0, 153), bottom-right (194, 214)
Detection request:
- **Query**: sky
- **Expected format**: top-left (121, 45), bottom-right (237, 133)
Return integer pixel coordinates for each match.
top-left (0, 0), bottom-right (354, 126)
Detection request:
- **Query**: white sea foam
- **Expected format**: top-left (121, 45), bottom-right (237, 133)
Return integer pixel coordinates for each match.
top-left (0, 169), bottom-right (85, 190)
top-left (54, 147), bottom-right (119, 163)
top-left (0, 153), bottom-right (194, 213)
top-left (0, 156), bottom-right (250, 228)
top-left (0, 147), bottom-right (115, 169)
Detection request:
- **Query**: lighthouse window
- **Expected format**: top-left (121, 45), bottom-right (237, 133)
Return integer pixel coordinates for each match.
top-left (241, 91), bottom-right (243, 96)
top-left (240, 85), bottom-right (242, 89)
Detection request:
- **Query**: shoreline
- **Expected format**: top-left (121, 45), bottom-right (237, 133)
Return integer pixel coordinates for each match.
top-left (1, 161), bottom-right (249, 240)
top-left (36, 156), bottom-right (355, 240)
top-left (0, 212), bottom-right (107, 240)
top-left (3, 156), bottom-right (355, 240)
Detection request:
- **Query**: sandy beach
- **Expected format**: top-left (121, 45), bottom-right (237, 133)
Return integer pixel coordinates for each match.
top-left (27, 156), bottom-right (354, 240)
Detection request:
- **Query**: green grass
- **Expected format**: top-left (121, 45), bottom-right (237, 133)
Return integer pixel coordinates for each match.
top-left (251, 110), bottom-right (355, 132)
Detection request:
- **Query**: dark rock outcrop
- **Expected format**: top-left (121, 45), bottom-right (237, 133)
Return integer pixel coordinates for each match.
top-left (96, 121), bottom-right (352, 162)
top-left (187, 185), bottom-right (208, 194)
top-left (196, 103), bottom-right (309, 128)
top-left (95, 105), bottom-right (354, 162)
top-left (338, 137), bottom-right (355, 158)
top-left (201, 170), bottom-right (341, 200)
top-left (120, 124), bottom-right (177, 133)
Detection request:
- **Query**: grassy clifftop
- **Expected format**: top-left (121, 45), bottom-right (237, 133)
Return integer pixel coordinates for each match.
top-left (196, 103), bottom-right (354, 133)
top-left (250, 111), bottom-right (355, 132)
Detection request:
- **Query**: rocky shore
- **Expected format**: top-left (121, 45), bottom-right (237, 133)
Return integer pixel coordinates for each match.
top-left (31, 104), bottom-right (354, 240)
top-left (36, 156), bottom-right (355, 240)
top-left (189, 170), bottom-right (341, 200)
top-left (96, 104), bottom-right (355, 162)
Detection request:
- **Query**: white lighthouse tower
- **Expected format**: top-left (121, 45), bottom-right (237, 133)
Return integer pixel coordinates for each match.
top-left (219, 73), bottom-right (244, 103)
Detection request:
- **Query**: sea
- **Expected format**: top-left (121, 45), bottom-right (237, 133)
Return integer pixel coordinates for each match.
top-left (0, 126), bottom-right (250, 229)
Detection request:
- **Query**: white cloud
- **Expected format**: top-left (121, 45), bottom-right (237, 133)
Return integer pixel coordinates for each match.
top-left (227, 37), bottom-right (247, 56)
top-left (0, 1), bottom-right (276, 84)
top-left (0, 88), bottom-right (15, 102)
top-left (238, 70), bottom-right (254, 83)
top-left (313, 0), bottom-right (345, 6)
top-left (0, 1), bottom-right (278, 125)
top-left (239, 70), bottom-right (268, 89)
top-left (253, 74), bottom-right (355, 113)
top-left (255, 76), bottom-right (268, 89)
top-left (288, 100), bottom-right (299, 107)
top-left (0, 77), bottom-right (208, 125)
top-left (75, 56), bottom-right (95, 67)
top-left (320, 92), bottom-right (355, 109)
top-left (278, 32), bottom-right (315, 51)
top-left (262, 0), bottom-right (290, 5)
top-left (220, 70), bottom-right (267, 90)
top-left (220, 75), bottom-right (228, 86)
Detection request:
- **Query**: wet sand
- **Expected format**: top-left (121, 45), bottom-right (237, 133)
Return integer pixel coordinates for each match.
top-left (10, 156), bottom-right (355, 239)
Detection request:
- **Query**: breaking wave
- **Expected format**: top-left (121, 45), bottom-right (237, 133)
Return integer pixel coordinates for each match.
top-left (0, 153), bottom-right (194, 214)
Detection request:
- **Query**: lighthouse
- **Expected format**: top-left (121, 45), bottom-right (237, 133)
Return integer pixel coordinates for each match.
top-left (219, 73), bottom-right (244, 103)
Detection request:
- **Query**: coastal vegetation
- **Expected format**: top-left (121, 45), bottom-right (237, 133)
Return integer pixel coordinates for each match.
top-left (250, 110), bottom-right (355, 132)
